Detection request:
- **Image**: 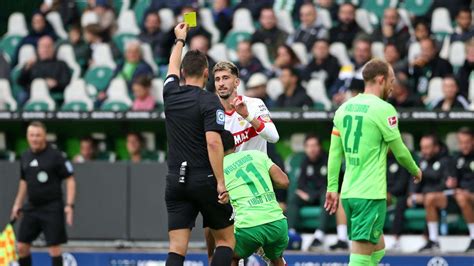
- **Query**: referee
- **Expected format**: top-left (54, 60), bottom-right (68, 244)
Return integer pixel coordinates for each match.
top-left (10, 121), bottom-right (76, 266)
top-left (163, 23), bottom-right (235, 266)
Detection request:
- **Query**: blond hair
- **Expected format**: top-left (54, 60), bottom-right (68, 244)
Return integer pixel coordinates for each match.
top-left (212, 61), bottom-right (239, 77)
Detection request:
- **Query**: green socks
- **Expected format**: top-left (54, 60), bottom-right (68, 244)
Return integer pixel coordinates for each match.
top-left (371, 249), bottom-right (385, 266)
top-left (349, 254), bottom-right (371, 266)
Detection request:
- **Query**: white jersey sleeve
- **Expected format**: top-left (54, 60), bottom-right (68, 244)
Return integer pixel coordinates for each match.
top-left (247, 97), bottom-right (280, 144)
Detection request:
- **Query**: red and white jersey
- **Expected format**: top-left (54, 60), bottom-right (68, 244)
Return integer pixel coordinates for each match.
top-left (225, 96), bottom-right (279, 153)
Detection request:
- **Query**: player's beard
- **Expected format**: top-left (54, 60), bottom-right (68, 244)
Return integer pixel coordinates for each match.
top-left (217, 87), bottom-right (233, 100)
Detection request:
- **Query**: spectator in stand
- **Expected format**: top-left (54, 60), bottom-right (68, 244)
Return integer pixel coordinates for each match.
top-left (330, 36), bottom-right (372, 106)
top-left (147, 0), bottom-right (196, 14)
top-left (408, 134), bottom-right (456, 252)
top-left (245, 72), bottom-right (275, 108)
top-left (234, 41), bottom-right (266, 84)
top-left (387, 151), bottom-right (412, 250)
top-left (82, 0), bottom-right (116, 40)
top-left (329, 3), bottom-right (361, 48)
top-left (287, 3), bottom-right (328, 51)
top-left (302, 39), bottom-right (340, 90)
top-left (73, 136), bottom-right (97, 163)
top-left (17, 36), bottom-right (71, 104)
top-left (315, 0), bottom-right (339, 22)
top-left (113, 40), bottom-right (153, 88)
top-left (40, 0), bottom-right (80, 27)
top-left (189, 34), bottom-right (216, 92)
top-left (66, 25), bottom-right (91, 72)
top-left (410, 38), bottom-right (453, 98)
top-left (83, 24), bottom-right (121, 60)
top-left (451, 8), bottom-right (474, 43)
top-left (126, 132), bottom-right (154, 162)
top-left (236, 0), bottom-right (274, 20)
top-left (432, 76), bottom-right (470, 111)
top-left (372, 8), bottom-right (410, 58)
top-left (384, 43), bottom-right (408, 74)
top-left (138, 11), bottom-right (174, 64)
top-left (251, 7), bottom-right (289, 62)
top-left (272, 44), bottom-right (302, 76)
top-left (276, 67), bottom-right (313, 108)
top-left (132, 75), bottom-right (156, 111)
top-left (14, 12), bottom-right (57, 66)
top-left (212, 0), bottom-right (232, 41)
top-left (457, 38), bottom-right (474, 98)
top-left (287, 134), bottom-right (330, 250)
top-left (453, 127), bottom-right (474, 252)
top-left (388, 72), bottom-right (423, 108)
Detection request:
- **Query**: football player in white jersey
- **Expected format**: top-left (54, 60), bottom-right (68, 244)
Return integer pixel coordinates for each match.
top-left (213, 61), bottom-right (279, 152)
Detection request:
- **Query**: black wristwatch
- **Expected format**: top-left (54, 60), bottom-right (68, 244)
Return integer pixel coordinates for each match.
top-left (174, 38), bottom-right (186, 46)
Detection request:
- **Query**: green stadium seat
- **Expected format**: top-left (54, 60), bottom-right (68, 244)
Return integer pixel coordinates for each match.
top-left (61, 102), bottom-right (89, 111)
top-left (404, 208), bottom-right (426, 232)
top-left (402, 0), bottom-right (433, 16)
top-left (0, 35), bottom-right (23, 62)
top-left (113, 33), bottom-right (138, 55)
top-left (75, 0), bottom-right (88, 13)
top-left (361, 0), bottom-right (393, 21)
top-left (101, 101), bottom-right (130, 111)
top-left (224, 31), bottom-right (252, 51)
top-left (23, 102), bottom-right (50, 111)
top-left (84, 66), bottom-right (114, 92)
top-left (134, 0), bottom-right (151, 26)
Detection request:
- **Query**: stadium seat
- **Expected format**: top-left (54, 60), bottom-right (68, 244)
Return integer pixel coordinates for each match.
top-left (17, 44), bottom-right (36, 68)
top-left (0, 35), bottom-right (23, 63)
top-left (445, 132), bottom-right (459, 153)
top-left (133, 0), bottom-right (151, 26)
top-left (101, 78), bottom-right (132, 111)
top-left (329, 42), bottom-right (351, 66)
top-left (224, 30), bottom-right (252, 51)
top-left (75, 0), bottom-right (88, 13)
top-left (431, 8), bottom-right (453, 38)
top-left (141, 43), bottom-right (159, 74)
top-left (266, 78), bottom-right (284, 101)
top-left (425, 77), bottom-right (443, 105)
top-left (24, 79), bottom-right (56, 111)
top-left (355, 8), bottom-right (374, 34)
top-left (81, 11), bottom-right (100, 27)
top-left (251, 43), bottom-right (272, 70)
top-left (91, 43), bottom-right (117, 69)
top-left (62, 79), bottom-right (94, 111)
top-left (371, 42), bottom-right (385, 59)
top-left (113, 33), bottom-right (138, 54)
top-left (408, 41), bottom-right (421, 64)
top-left (117, 10), bottom-right (141, 35)
top-left (291, 42), bottom-right (308, 65)
top-left (151, 78), bottom-right (164, 109)
top-left (449, 41), bottom-right (466, 69)
top-left (232, 8), bottom-right (255, 33)
top-left (360, 0), bottom-right (393, 20)
top-left (290, 133), bottom-right (306, 153)
top-left (404, 208), bottom-right (426, 232)
top-left (208, 43), bottom-right (228, 62)
top-left (469, 77), bottom-right (474, 103)
top-left (402, 0), bottom-right (433, 16)
top-left (57, 44), bottom-right (82, 80)
top-left (398, 8), bottom-right (414, 36)
top-left (46, 12), bottom-right (68, 39)
top-left (316, 8), bottom-right (332, 29)
top-left (401, 132), bottom-right (415, 151)
top-left (6, 12), bottom-right (28, 37)
top-left (158, 8), bottom-right (175, 32)
top-left (439, 35), bottom-right (450, 60)
top-left (306, 79), bottom-right (331, 110)
top-left (276, 10), bottom-right (294, 35)
top-left (199, 8), bottom-right (221, 44)
top-left (84, 67), bottom-right (114, 92)
top-left (0, 79), bottom-right (18, 111)
top-left (115, 0), bottom-right (131, 18)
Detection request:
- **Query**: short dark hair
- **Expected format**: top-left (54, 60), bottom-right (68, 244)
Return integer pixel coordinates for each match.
top-left (304, 133), bottom-right (320, 144)
top-left (362, 59), bottom-right (390, 83)
top-left (133, 75), bottom-right (152, 88)
top-left (29, 121), bottom-right (47, 132)
top-left (80, 136), bottom-right (97, 148)
top-left (457, 7), bottom-right (472, 16)
top-left (182, 50), bottom-right (209, 78)
top-left (221, 130), bottom-right (235, 152)
top-left (127, 132), bottom-right (144, 145)
top-left (278, 44), bottom-right (301, 66)
top-left (421, 133), bottom-right (440, 146)
top-left (458, 127), bottom-right (473, 137)
top-left (281, 66), bottom-right (300, 80)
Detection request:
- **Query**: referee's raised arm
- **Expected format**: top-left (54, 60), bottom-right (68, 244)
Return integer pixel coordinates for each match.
top-left (167, 22), bottom-right (188, 78)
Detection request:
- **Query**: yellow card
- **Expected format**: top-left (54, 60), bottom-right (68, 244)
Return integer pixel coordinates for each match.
top-left (184, 12), bottom-right (197, 28)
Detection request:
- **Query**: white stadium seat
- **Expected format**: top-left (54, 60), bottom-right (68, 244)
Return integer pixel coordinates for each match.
top-left (0, 79), bottom-right (17, 111)
top-left (57, 44), bottom-right (82, 79)
top-left (25, 79), bottom-right (56, 111)
top-left (46, 12), bottom-right (68, 39)
top-left (251, 43), bottom-right (272, 70)
top-left (408, 42), bottom-right (421, 64)
top-left (291, 42), bottom-right (308, 65)
top-left (92, 43), bottom-right (116, 69)
top-left (330, 42), bottom-right (351, 66)
top-left (267, 78), bottom-right (284, 101)
top-left (151, 78), bottom-right (164, 105)
top-left (208, 43), bottom-right (229, 62)
top-left (117, 10), bottom-right (140, 35)
top-left (355, 8), bottom-right (374, 34)
top-left (141, 43), bottom-right (159, 74)
top-left (17, 44), bottom-right (36, 68)
top-left (63, 79), bottom-right (94, 111)
top-left (431, 8), bottom-right (453, 34)
top-left (159, 9), bottom-right (175, 32)
top-left (306, 79), bottom-right (331, 110)
top-left (425, 77), bottom-right (443, 105)
top-left (7, 12), bottom-right (28, 36)
top-left (276, 10), bottom-right (294, 34)
top-left (317, 8), bottom-right (332, 29)
top-left (105, 78), bottom-right (132, 106)
top-left (232, 8), bottom-right (255, 33)
top-left (449, 41), bottom-right (466, 68)
top-left (200, 8), bottom-right (221, 44)
top-left (371, 42), bottom-right (385, 59)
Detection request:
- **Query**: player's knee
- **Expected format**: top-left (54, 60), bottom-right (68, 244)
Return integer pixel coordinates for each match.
top-left (17, 242), bottom-right (31, 257)
top-left (48, 246), bottom-right (62, 257)
top-left (455, 193), bottom-right (469, 208)
top-left (423, 193), bottom-right (437, 206)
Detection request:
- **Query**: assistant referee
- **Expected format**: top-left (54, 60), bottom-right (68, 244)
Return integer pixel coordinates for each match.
top-left (163, 23), bottom-right (235, 266)
top-left (11, 121), bottom-right (76, 266)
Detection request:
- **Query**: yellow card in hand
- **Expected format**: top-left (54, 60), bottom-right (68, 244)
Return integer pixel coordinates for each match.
top-left (184, 12), bottom-right (197, 28)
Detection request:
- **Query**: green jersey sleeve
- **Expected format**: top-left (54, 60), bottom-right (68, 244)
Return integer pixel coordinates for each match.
top-left (375, 103), bottom-right (401, 143)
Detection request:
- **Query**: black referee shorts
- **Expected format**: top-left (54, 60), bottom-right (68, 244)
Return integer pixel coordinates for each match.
top-left (165, 172), bottom-right (234, 231)
top-left (18, 201), bottom-right (67, 246)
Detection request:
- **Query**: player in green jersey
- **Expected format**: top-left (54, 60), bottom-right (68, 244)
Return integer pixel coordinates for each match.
top-left (221, 130), bottom-right (289, 266)
top-left (325, 59), bottom-right (423, 266)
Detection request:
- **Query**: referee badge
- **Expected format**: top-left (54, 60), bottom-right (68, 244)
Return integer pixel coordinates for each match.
top-left (37, 171), bottom-right (49, 183)
top-left (216, 109), bottom-right (225, 125)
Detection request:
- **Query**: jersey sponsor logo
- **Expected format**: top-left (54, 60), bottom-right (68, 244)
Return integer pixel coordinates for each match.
top-left (29, 159), bottom-right (39, 167)
top-left (37, 171), bottom-right (49, 183)
top-left (216, 109), bottom-right (225, 125)
top-left (387, 116), bottom-right (398, 128)
top-left (163, 77), bottom-right (174, 86)
top-left (233, 127), bottom-right (259, 147)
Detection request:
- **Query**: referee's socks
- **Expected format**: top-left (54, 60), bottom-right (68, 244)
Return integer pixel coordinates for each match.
top-left (211, 246), bottom-right (233, 266)
top-left (166, 252), bottom-right (185, 266)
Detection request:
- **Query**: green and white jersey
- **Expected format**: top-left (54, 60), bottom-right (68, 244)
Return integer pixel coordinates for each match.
top-left (224, 150), bottom-right (285, 228)
top-left (333, 93), bottom-right (401, 199)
